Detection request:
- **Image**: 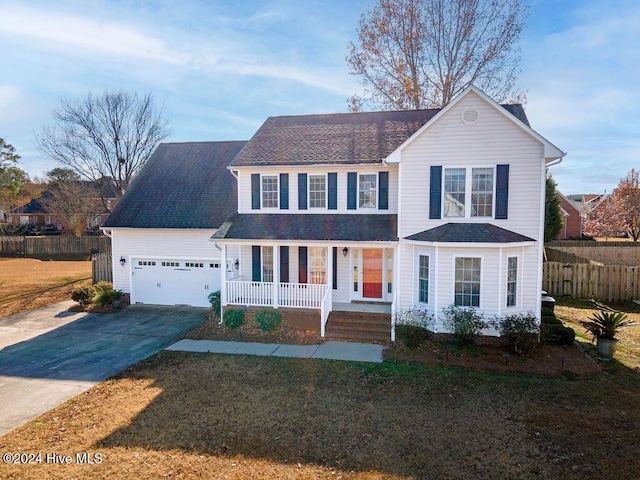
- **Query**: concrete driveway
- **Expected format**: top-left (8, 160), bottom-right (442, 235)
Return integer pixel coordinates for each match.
top-left (0, 301), bottom-right (206, 436)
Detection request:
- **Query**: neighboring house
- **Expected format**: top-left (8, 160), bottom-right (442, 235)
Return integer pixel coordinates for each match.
top-left (103, 86), bottom-right (564, 341)
top-left (9, 183), bottom-right (118, 232)
top-left (564, 193), bottom-right (610, 238)
top-left (556, 191), bottom-right (582, 239)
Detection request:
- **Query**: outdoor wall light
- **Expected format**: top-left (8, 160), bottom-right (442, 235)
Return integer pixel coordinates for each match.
top-left (120, 256), bottom-right (126, 266)
top-left (343, 247), bottom-right (349, 257)
top-left (234, 258), bottom-right (240, 270)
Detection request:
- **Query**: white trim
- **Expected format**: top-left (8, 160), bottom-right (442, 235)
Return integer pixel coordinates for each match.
top-left (357, 172), bottom-right (378, 210)
top-left (452, 255), bottom-right (483, 309)
top-left (442, 165), bottom-right (496, 219)
top-left (403, 239), bottom-right (534, 248)
top-left (307, 173), bottom-right (328, 210)
top-left (260, 174), bottom-right (279, 209)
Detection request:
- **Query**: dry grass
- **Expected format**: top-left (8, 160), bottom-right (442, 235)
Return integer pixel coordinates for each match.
top-left (555, 298), bottom-right (640, 369)
top-left (0, 258), bottom-right (91, 318)
top-left (0, 350), bottom-right (639, 479)
top-left (1, 298), bottom-right (639, 479)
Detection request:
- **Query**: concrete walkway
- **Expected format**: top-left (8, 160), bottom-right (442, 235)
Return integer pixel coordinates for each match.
top-left (166, 339), bottom-right (385, 363)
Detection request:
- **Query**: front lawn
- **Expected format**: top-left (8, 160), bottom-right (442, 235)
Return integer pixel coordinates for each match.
top-left (1, 350), bottom-right (639, 479)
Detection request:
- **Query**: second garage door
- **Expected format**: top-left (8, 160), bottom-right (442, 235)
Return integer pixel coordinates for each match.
top-left (132, 259), bottom-right (220, 307)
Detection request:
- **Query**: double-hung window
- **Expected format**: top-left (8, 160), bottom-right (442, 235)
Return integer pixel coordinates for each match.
top-left (506, 257), bottom-right (517, 307)
top-left (454, 257), bottom-right (481, 307)
top-left (359, 174), bottom-right (377, 208)
top-left (309, 247), bottom-right (326, 284)
top-left (309, 175), bottom-right (326, 208)
top-left (443, 167), bottom-right (494, 218)
top-left (418, 255), bottom-right (429, 303)
top-left (262, 175), bottom-right (278, 208)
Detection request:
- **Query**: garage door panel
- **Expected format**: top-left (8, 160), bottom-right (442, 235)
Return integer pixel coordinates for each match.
top-left (133, 259), bottom-right (220, 307)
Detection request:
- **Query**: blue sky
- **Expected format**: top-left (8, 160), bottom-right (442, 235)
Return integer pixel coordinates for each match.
top-left (0, 0), bottom-right (638, 195)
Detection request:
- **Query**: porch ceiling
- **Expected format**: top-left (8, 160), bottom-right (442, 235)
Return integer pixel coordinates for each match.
top-left (212, 213), bottom-right (398, 242)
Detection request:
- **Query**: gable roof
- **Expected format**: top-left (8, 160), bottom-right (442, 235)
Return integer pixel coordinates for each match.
top-left (405, 223), bottom-right (534, 244)
top-left (231, 101), bottom-right (529, 167)
top-left (212, 213), bottom-right (398, 242)
top-left (387, 85), bottom-right (565, 163)
top-left (103, 141), bottom-right (246, 229)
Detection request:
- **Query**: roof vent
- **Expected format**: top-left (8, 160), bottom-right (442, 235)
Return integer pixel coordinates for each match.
top-left (461, 108), bottom-right (479, 125)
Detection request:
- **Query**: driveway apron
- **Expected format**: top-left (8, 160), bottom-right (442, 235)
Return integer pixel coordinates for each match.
top-left (0, 302), bottom-right (206, 436)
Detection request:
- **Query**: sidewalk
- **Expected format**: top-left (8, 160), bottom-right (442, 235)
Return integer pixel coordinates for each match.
top-left (166, 339), bottom-right (385, 363)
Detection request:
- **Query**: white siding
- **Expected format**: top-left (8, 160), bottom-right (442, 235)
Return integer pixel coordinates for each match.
top-left (398, 91), bottom-right (545, 240)
top-left (236, 166), bottom-right (398, 214)
top-left (396, 242), bottom-right (540, 335)
top-left (111, 229), bottom-right (219, 293)
top-left (333, 248), bottom-right (351, 302)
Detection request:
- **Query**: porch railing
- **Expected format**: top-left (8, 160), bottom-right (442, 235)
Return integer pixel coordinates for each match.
top-left (226, 280), bottom-right (327, 309)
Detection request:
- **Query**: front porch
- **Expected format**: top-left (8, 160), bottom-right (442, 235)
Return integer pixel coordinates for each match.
top-left (219, 241), bottom-right (397, 338)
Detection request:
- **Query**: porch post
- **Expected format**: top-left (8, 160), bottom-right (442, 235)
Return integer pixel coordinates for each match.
top-left (220, 244), bottom-right (228, 320)
top-left (273, 244), bottom-right (279, 308)
top-left (326, 245), bottom-right (333, 306)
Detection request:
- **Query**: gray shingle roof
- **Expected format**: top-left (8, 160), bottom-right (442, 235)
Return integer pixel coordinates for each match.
top-left (212, 214), bottom-right (398, 242)
top-left (405, 223), bottom-right (534, 243)
top-left (231, 105), bottom-right (529, 167)
top-left (103, 141), bottom-right (246, 229)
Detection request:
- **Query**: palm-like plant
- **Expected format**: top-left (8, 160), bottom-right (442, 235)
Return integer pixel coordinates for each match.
top-left (580, 302), bottom-right (638, 340)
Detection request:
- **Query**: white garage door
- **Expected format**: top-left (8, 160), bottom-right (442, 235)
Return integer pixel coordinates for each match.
top-left (132, 259), bottom-right (220, 307)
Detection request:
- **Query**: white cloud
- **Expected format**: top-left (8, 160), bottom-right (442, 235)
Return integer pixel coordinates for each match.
top-left (0, 5), bottom-right (186, 64)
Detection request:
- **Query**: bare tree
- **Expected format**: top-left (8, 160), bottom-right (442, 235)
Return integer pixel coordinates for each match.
top-left (347, 0), bottom-right (528, 110)
top-left (36, 90), bottom-right (170, 203)
top-left (41, 169), bottom-right (105, 237)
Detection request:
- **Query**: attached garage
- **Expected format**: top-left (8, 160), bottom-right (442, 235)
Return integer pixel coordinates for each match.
top-left (132, 258), bottom-right (221, 308)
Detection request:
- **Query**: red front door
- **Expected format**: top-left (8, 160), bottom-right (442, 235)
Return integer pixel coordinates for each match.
top-left (362, 249), bottom-right (383, 298)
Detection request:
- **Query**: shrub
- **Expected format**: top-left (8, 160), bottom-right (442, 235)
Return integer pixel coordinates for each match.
top-left (208, 291), bottom-right (221, 316)
top-left (541, 324), bottom-right (576, 346)
top-left (223, 309), bottom-right (245, 329)
top-left (442, 305), bottom-right (488, 345)
top-left (93, 281), bottom-right (114, 294)
top-left (71, 285), bottom-right (96, 306)
top-left (490, 312), bottom-right (540, 354)
top-left (255, 309), bottom-right (283, 332)
top-left (394, 308), bottom-right (434, 349)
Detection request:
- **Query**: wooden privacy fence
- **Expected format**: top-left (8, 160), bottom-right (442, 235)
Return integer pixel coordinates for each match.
top-left (545, 240), bottom-right (640, 266)
top-left (92, 252), bottom-right (113, 283)
top-left (0, 235), bottom-right (111, 258)
top-left (543, 262), bottom-right (640, 302)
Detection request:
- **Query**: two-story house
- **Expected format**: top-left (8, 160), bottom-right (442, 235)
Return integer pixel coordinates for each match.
top-left (103, 85), bottom-right (564, 342)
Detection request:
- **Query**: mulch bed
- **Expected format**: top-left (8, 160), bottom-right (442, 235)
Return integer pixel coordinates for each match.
top-left (184, 312), bottom-right (603, 378)
top-left (184, 311), bottom-right (324, 345)
top-left (385, 340), bottom-right (603, 378)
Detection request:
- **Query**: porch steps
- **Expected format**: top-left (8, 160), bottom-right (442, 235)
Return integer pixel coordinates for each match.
top-left (325, 311), bottom-right (391, 344)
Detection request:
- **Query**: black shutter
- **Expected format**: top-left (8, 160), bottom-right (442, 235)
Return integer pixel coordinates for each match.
top-left (298, 247), bottom-right (308, 283)
top-left (429, 166), bottom-right (442, 219)
top-left (347, 172), bottom-right (357, 210)
top-left (251, 174), bottom-right (260, 210)
top-left (298, 173), bottom-right (307, 210)
top-left (495, 164), bottom-right (509, 219)
top-left (251, 246), bottom-right (261, 282)
top-left (280, 246), bottom-right (289, 283)
top-left (280, 173), bottom-right (289, 210)
top-left (328, 173), bottom-right (338, 210)
top-left (379, 171), bottom-right (389, 210)
top-left (332, 247), bottom-right (338, 290)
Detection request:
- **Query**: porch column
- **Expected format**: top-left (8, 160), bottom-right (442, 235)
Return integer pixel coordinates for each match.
top-left (326, 245), bottom-right (333, 306)
top-left (273, 244), bottom-right (280, 308)
top-left (220, 244), bottom-right (228, 317)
